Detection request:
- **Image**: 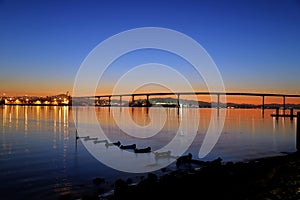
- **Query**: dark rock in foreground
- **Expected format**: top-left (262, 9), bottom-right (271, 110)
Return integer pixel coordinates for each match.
top-left (105, 152), bottom-right (300, 200)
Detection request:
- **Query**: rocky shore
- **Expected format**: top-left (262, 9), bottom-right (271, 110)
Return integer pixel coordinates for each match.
top-left (66, 152), bottom-right (300, 200)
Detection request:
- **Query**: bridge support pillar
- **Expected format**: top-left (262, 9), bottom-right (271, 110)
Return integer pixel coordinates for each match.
top-left (297, 112), bottom-right (300, 151)
top-left (177, 94), bottom-right (180, 108)
top-left (262, 96), bottom-right (265, 117)
top-left (217, 94), bottom-right (220, 108)
top-left (146, 95), bottom-right (150, 107)
top-left (131, 95), bottom-right (135, 106)
top-left (217, 94), bottom-right (220, 116)
top-left (108, 96), bottom-right (111, 106)
top-left (275, 107), bottom-right (279, 120)
top-left (283, 96), bottom-right (286, 111)
top-left (119, 96), bottom-right (122, 107)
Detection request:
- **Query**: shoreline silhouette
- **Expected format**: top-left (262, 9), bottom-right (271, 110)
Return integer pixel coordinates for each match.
top-left (67, 151), bottom-right (300, 200)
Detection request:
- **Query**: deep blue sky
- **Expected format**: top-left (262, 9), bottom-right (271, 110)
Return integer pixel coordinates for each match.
top-left (0, 0), bottom-right (300, 96)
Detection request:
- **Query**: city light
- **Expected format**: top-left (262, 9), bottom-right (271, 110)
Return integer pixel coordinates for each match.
top-left (0, 92), bottom-right (71, 106)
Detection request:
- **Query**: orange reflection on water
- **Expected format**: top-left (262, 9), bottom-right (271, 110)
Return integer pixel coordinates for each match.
top-left (0, 105), bottom-right (297, 163)
top-left (0, 105), bottom-right (70, 142)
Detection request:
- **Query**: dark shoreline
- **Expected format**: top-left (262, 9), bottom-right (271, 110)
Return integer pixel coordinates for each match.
top-left (69, 152), bottom-right (300, 200)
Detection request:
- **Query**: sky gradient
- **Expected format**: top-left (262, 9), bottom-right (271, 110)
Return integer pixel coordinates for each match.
top-left (1, 0), bottom-right (300, 100)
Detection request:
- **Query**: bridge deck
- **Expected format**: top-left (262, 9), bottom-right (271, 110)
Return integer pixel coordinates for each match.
top-left (73, 92), bottom-right (300, 99)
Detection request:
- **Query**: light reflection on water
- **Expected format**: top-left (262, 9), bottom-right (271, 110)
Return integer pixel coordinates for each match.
top-left (0, 105), bottom-right (297, 199)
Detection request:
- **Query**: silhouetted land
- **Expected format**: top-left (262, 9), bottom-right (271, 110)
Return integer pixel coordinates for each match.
top-left (66, 152), bottom-right (300, 200)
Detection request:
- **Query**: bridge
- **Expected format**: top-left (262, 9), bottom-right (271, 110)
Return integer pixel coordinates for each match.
top-left (73, 92), bottom-right (300, 111)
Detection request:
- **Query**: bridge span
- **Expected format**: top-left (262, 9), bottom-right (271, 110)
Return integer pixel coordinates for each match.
top-left (74, 92), bottom-right (300, 111)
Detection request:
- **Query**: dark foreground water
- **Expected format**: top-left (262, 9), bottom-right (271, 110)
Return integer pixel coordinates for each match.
top-left (0, 106), bottom-right (297, 199)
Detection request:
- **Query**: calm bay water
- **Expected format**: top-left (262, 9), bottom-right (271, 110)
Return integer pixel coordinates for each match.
top-left (0, 105), bottom-right (297, 199)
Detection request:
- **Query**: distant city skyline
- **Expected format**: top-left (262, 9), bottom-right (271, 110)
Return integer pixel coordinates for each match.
top-left (1, 0), bottom-right (300, 104)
